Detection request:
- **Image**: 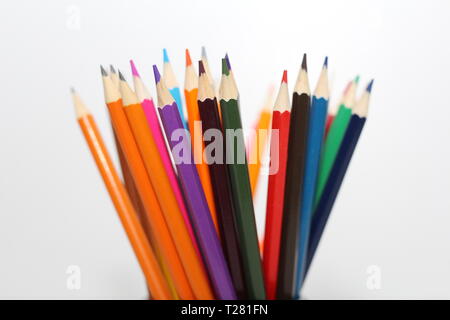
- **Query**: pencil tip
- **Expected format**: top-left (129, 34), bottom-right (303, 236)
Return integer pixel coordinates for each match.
top-left (222, 58), bottom-right (230, 76)
top-left (282, 70), bottom-right (288, 83)
top-left (100, 65), bottom-right (108, 76)
top-left (130, 60), bottom-right (139, 77)
top-left (323, 56), bottom-right (328, 68)
top-left (185, 49), bottom-right (192, 66)
top-left (301, 53), bottom-right (308, 71)
top-left (163, 48), bottom-right (169, 63)
top-left (70, 87), bottom-right (76, 94)
top-left (354, 75), bottom-right (360, 84)
top-left (153, 65), bottom-right (161, 84)
top-left (118, 70), bottom-right (126, 81)
top-left (201, 46), bottom-right (207, 59)
top-left (225, 53), bottom-right (232, 70)
top-left (109, 65), bottom-right (116, 74)
top-left (199, 60), bottom-right (206, 75)
top-left (367, 79), bottom-right (374, 93)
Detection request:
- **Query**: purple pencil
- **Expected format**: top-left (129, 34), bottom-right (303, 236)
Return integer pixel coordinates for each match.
top-left (153, 65), bottom-right (236, 300)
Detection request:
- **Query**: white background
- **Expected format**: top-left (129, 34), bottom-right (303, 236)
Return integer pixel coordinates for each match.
top-left (0, 0), bottom-right (449, 299)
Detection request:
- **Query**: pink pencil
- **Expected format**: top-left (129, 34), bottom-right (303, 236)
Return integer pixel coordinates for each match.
top-left (129, 60), bottom-right (200, 256)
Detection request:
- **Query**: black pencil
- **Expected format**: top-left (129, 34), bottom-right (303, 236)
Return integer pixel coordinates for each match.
top-left (277, 54), bottom-right (311, 299)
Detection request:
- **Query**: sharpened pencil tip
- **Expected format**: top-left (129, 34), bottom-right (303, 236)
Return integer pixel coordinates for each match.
top-left (199, 60), bottom-right (206, 75)
top-left (323, 56), bottom-right (328, 68)
top-left (100, 65), bottom-right (108, 76)
top-left (109, 65), bottom-right (116, 74)
top-left (118, 70), bottom-right (126, 81)
top-left (163, 48), bottom-right (169, 63)
top-left (130, 60), bottom-right (139, 77)
top-left (70, 87), bottom-right (76, 94)
top-left (225, 53), bottom-right (231, 70)
top-left (282, 70), bottom-right (288, 83)
top-left (367, 79), bottom-right (374, 93)
top-left (153, 65), bottom-right (161, 84)
top-left (186, 49), bottom-right (192, 66)
top-left (222, 58), bottom-right (230, 76)
top-left (201, 46), bottom-right (207, 59)
top-left (354, 75), bottom-right (360, 84)
top-left (301, 54), bottom-right (308, 71)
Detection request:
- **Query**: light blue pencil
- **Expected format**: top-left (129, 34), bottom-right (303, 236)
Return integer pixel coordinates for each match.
top-left (294, 57), bottom-right (329, 298)
top-left (163, 48), bottom-right (188, 128)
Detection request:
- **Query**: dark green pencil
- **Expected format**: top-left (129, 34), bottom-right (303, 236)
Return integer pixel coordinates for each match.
top-left (219, 58), bottom-right (265, 299)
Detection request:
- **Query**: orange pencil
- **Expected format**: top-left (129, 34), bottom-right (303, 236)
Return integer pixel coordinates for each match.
top-left (71, 88), bottom-right (171, 300)
top-left (248, 88), bottom-right (274, 196)
top-left (100, 67), bottom-right (195, 300)
top-left (184, 49), bottom-right (219, 234)
top-left (118, 71), bottom-right (214, 300)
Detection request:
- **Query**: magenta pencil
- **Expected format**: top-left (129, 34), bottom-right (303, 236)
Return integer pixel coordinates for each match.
top-left (153, 65), bottom-right (236, 300)
top-left (129, 60), bottom-right (201, 258)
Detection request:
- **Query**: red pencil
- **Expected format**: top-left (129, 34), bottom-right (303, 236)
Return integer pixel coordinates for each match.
top-left (263, 70), bottom-right (291, 300)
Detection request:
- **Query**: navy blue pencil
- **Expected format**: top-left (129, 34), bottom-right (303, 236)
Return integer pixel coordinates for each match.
top-left (305, 80), bottom-right (374, 277)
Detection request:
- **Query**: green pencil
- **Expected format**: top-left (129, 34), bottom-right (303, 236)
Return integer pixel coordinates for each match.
top-left (314, 76), bottom-right (359, 210)
top-left (219, 58), bottom-right (266, 299)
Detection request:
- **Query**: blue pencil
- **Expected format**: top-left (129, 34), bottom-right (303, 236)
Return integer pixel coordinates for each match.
top-left (294, 57), bottom-right (329, 297)
top-left (304, 80), bottom-right (373, 279)
top-left (163, 48), bottom-right (188, 128)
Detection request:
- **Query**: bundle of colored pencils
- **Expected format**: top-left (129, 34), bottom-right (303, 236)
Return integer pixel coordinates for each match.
top-left (71, 49), bottom-right (373, 300)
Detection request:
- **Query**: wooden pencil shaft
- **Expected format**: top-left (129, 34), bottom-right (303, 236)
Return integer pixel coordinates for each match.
top-left (277, 92), bottom-right (310, 299)
top-left (305, 115), bottom-right (366, 277)
top-left (220, 98), bottom-right (266, 299)
top-left (78, 114), bottom-right (171, 300)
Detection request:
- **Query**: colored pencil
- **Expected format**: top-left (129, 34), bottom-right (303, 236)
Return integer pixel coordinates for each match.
top-left (225, 53), bottom-right (239, 97)
top-left (219, 58), bottom-right (265, 299)
top-left (72, 88), bottom-right (172, 300)
top-left (305, 80), bottom-right (373, 277)
top-left (294, 57), bottom-right (330, 296)
top-left (119, 71), bottom-right (213, 300)
top-left (163, 48), bottom-right (187, 127)
top-left (277, 54), bottom-right (311, 299)
top-left (184, 50), bottom-right (220, 234)
top-left (153, 65), bottom-right (236, 300)
top-left (129, 60), bottom-right (201, 258)
top-left (263, 70), bottom-right (291, 300)
top-left (100, 67), bottom-right (195, 300)
top-left (197, 61), bottom-right (247, 299)
top-left (314, 76), bottom-right (359, 210)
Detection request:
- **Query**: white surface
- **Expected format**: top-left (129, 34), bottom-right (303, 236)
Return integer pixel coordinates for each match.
top-left (0, 0), bottom-right (449, 299)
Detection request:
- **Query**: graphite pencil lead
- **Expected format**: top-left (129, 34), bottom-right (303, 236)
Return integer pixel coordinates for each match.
top-left (323, 56), bottom-right (328, 68)
top-left (199, 60), bottom-right (206, 75)
top-left (153, 65), bottom-right (161, 84)
top-left (186, 49), bottom-right (192, 66)
top-left (110, 65), bottom-right (116, 74)
top-left (225, 53), bottom-right (232, 70)
top-left (367, 79), bottom-right (374, 93)
top-left (130, 60), bottom-right (140, 78)
top-left (163, 48), bottom-right (169, 63)
top-left (70, 87), bottom-right (75, 94)
top-left (301, 54), bottom-right (308, 71)
top-left (222, 58), bottom-right (230, 76)
top-left (282, 70), bottom-right (288, 83)
top-left (201, 46), bottom-right (207, 59)
top-left (118, 70), bottom-right (126, 81)
top-left (100, 65), bottom-right (108, 76)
